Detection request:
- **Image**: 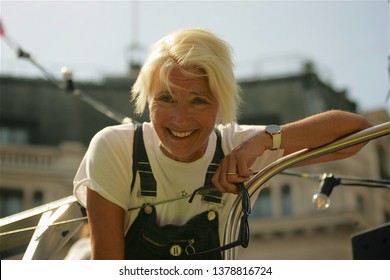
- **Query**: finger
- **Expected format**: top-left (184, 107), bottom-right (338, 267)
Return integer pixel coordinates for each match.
top-left (236, 157), bottom-right (252, 177)
top-left (227, 155), bottom-right (238, 173)
top-left (227, 174), bottom-right (251, 184)
top-left (212, 175), bottom-right (241, 194)
top-left (212, 158), bottom-right (228, 193)
top-left (212, 157), bottom-right (241, 194)
top-left (224, 155), bottom-right (251, 183)
top-left (223, 156), bottom-right (250, 189)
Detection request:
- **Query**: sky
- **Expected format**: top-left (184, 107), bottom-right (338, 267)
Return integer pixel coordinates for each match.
top-left (0, 0), bottom-right (389, 113)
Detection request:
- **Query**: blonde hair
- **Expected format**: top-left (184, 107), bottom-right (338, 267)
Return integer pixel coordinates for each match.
top-left (131, 28), bottom-right (241, 124)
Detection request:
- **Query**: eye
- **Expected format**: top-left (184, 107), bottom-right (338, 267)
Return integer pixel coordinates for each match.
top-left (192, 97), bottom-right (208, 105)
top-left (158, 94), bottom-right (175, 103)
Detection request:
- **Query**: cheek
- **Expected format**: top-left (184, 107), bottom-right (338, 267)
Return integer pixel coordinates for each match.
top-left (201, 105), bottom-right (219, 123)
top-left (148, 103), bottom-right (155, 117)
top-left (149, 103), bottom-right (163, 120)
top-left (149, 105), bottom-right (174, 129)
top-left (215, 107), bottom-right (222, 123)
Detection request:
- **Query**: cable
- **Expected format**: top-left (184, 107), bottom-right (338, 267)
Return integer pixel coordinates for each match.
top-left (1, 23), bottom-right (134, 124)
top-left (280, 171), bottom-right (390, 210)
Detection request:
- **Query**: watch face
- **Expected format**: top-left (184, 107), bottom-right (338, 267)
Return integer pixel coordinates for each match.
top-left (267, 125), bottom-right (281, 133)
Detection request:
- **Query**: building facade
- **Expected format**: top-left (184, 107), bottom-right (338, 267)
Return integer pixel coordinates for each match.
top-left (0, 64), bottom-right (389, 259)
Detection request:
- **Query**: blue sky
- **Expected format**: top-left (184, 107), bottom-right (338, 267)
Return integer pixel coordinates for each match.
top-left (1, 0), bottom-right (388, 112)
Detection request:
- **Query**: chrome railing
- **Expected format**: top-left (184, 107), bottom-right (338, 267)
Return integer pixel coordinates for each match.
top-left (223, 122), bottom-right (390, 259)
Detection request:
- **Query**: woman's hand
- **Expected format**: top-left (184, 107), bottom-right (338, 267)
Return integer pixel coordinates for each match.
top-left (212, 131), bottom-right (271, 193)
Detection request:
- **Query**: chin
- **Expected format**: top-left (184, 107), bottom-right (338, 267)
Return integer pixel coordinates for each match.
top-left (163, 145), bottom-right (202, 162)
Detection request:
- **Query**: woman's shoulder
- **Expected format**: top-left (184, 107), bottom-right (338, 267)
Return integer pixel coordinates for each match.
top-left (94, 123), bottom-right (135, 139)
top-left (88, 123), bottom-right (136, 151)
top-left (216, 122), bottom-right (266, 138)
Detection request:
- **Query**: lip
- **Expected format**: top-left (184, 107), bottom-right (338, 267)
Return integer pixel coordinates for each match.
top-left (167, 128), bottom-right (196, 138)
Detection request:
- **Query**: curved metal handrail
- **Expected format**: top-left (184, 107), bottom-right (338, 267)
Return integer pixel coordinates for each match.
top-left (223, 121), bottom-right (390, 259)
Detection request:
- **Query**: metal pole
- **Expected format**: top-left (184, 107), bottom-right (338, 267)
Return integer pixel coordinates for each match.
top-left (223, 122), bottom-right (390, 259)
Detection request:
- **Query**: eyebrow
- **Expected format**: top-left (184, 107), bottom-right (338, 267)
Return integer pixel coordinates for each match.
top-left (154, 89), bottom-right (210, 97)
top-left (190, 91), bottom-right (209, 96)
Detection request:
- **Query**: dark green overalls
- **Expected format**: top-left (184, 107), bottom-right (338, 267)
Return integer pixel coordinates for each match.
top-left (125, 125), bottom-right (224, 260)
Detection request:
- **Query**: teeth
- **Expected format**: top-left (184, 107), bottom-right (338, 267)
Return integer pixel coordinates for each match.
top-left (171, 130), bottom-right (193, 138)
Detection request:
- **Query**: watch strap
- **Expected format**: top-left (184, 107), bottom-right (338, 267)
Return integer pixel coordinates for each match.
top-left (265, 125), bottom-right (282, 150)
top-left (271, 133), bottom-right (281, 150)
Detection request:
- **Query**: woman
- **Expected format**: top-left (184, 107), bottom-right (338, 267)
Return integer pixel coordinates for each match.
top-left (73, 28), bottom-right (371, 259)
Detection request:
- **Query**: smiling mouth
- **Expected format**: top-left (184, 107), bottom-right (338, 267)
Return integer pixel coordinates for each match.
top-left (169, 129), bottom-right (194, 138)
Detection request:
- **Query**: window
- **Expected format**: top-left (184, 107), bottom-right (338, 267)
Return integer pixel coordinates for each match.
top-left (377, 146), bottom-right (390, 179)
top-left (0, 126), bottom-right (30, 145)
top-left (281, 185), bottom-right (293, 215)
top-left (384, 211), bottom-right (390, 223)
top-left (252, 188), bottom-right (272, 217)
top-left (32, 191), bottom-right (44, 207)
top-left (0, 188), bottom-right (24, 218)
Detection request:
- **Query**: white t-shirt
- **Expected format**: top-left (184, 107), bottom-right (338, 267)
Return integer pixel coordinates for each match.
top-left (73, 122), bottom-right (284, 243)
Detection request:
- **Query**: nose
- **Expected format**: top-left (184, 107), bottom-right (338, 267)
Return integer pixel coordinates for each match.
top-left (173, 101), bottom-right (192, 126)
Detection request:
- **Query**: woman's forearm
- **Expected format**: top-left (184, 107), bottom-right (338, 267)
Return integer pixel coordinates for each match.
top-left (280, 110), bottom-right (372, 160)
top-left (281, 110), bottom-right (371, 149)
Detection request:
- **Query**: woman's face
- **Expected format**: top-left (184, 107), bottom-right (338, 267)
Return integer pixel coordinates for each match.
top-left (149, 68), bottom-right (219, 162)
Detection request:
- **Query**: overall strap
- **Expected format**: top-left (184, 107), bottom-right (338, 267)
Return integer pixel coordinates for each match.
top-left (130, 124), bottom-right (224, 204)
top-left (130, 124), bottom-right (157, 197)
top-left (202, 129), bottom-right (224, 204)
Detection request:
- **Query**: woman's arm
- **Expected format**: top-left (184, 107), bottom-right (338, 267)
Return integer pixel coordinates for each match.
top-left (213, 110), bottom-right (372, 193)
top-left (86, 188), bottom-right (125, 260)
top-left (280, 110), bottom-right (372, 161)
